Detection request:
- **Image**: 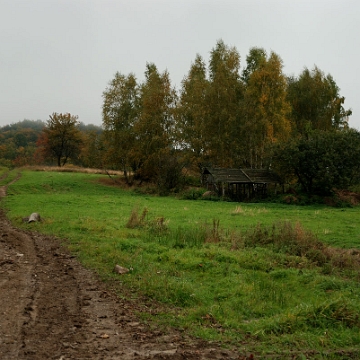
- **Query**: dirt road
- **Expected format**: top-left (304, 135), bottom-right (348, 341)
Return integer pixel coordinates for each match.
top-left (0, 182), bottom-right (244, 359)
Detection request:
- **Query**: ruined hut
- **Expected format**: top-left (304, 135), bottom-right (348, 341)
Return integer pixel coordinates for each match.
top-left (202, 168), bottom-right (280, 201)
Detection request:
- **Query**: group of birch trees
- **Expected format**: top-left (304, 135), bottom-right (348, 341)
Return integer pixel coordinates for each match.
top-left (101, 40), bottom-right (352, 188)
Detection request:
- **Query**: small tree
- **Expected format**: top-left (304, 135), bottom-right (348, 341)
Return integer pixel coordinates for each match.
top-left (102, 72), bottom-right (139, 183)
top-left (37, 112), bottom-right (83, 167)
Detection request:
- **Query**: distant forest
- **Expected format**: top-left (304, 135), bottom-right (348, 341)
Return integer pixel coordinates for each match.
top-left (0, 119), bottom-right (102, 168)
top-left (1, 40), bottom-right (359, 196)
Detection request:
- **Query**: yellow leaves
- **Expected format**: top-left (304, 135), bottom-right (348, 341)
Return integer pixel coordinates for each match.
top-left (244, 49), bottom-right (292, 147)
top-left (260, 93), bottom-right (269, 105)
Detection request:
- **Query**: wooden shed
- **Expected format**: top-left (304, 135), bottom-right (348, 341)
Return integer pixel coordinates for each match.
top-left (202, 167), bottom-right (280, 201)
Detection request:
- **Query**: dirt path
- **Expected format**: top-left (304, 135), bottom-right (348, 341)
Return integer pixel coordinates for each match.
top-left (0, 179), bottom-right (245, 359)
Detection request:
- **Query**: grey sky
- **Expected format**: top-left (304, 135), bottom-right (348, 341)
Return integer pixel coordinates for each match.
top-left (1, 0), bottom-right (359, 129)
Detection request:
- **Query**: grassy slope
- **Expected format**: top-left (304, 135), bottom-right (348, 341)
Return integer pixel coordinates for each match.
top-left (2, 170), bottom-right (360, 358)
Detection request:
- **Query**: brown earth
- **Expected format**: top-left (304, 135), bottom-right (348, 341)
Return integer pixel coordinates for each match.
top-left (0, 180), bottom-right (247, 360)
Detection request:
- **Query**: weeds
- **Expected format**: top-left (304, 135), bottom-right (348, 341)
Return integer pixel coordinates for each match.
top-left (325, 248), bottom-right (360, 271)
top-left (168, 219), bottom-right (226, 245)
top-left (247, 221), bottom-right (320, 249)
top-left (206, 219), bottom-right (221, 243)
top-left (244, 221), bottom-right (325, 263)
top-left (126, 207), bottom-right (169, 236)
top-left (262, 298), bottom-right (360, 335)
top-left (231, 206), bottom-right (268, 216)
top-left (244, 221), bottom-right (360, 273)
top-left (166, 226), bottom-right (207, 248)
top-left (126, 206), bottom-right (148, 228)
top-left (148, 216), bottom-right (169, 235)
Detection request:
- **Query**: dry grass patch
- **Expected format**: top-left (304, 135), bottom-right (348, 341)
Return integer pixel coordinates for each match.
top-left (231, 205), bottom-right (268, 216)
top-left (126, 207), bottom-right (169, 235)
top-left (126, 207), bottom-right (148, 228)
top-left (21, 165), bottom-right (124, 176)
top-left (205, 219), bottom-right (221, 243)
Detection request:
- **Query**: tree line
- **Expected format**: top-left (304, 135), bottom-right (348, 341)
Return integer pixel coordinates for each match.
top-left (100, 40), bottom-right (355, 194)
top-left (1, 40), bottom-right (358, 196)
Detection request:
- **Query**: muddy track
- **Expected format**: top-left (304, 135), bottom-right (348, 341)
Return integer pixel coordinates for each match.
top-left (0, 176), bottom-right (245, 360)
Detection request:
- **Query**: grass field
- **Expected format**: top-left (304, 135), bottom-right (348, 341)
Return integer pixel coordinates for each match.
top-left (2, 169), bottom-right (360, 358)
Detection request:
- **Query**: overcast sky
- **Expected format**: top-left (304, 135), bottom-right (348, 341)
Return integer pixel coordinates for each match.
top-left (1, 0), bottom-right (359, 129)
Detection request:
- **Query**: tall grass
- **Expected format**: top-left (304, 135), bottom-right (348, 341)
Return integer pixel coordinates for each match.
top-left (3, 170), bottom-right (360, 357)
top-left (126, 206), bottom-right (148, 228)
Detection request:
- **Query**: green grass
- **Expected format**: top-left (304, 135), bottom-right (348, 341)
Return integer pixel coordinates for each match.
top-left (0, 168), bottom-right (19, 186)
top-left (3, 170), bottom-right (360, 358)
